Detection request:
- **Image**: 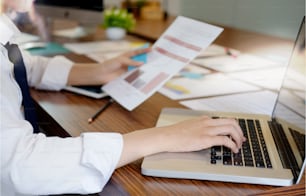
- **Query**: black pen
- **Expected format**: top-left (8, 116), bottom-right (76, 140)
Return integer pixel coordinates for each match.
top-left (88, 98), bottom-right (114, 124)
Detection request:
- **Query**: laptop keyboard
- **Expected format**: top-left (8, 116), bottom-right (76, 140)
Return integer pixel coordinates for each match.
top-left (210, 118), bottom-right (273, 168)
top-left (289, 128), bottom-right (305, 160)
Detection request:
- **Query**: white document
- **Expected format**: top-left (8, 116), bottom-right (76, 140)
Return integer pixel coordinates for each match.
top-left (102, 16), bottom-right (223, 110)
top-left (64, 40), bottom-right (132, 54)
top-left (192, 53), bottom-right (279, 72)
top-left (227, 67), bottom-right (286, 90)
top-left (86, 42), bottom-right (149, 63)
top-left (53, 27), bottom-right (89, 39)
top-left (64, 41), bottom-right (148, 64)
top-left (175, 63), bottom-right (211, 78)
top-left (87, 51), bottom-right (125, 63)
top-left (180, 90), bottom-right (278, 115)
top-left (12, 32), bottom-right (40, 44)
top-left (195, 44), bottom-right (240, 58)
top-left (158, 73), bottom-right (260, 100)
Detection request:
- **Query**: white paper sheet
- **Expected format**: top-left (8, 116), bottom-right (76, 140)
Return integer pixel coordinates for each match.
top-left (196, 44), bottom-right (240, 58)
top-left (227, 67), bottom-right (286, 90)
top-left (12, 32), bottom-right (40, 44)
top-left (64, 40), bottom-right (149, 64)
top-left (174, 63), bottom-right (211, 78)
top-left (102, 16), bottom-right (223, 110)
top-left (87, 51), bottom-right (125, 63)
top-left (180, 90), bottom-right (278, 115)
top-left (64, 40), bottom-right (132, 54)
top-left (53, 27), bottom-right (89, 39)
top-left (86, 42), bottom-right (149, 63)
top-left (159, 73), bottom-right (260, 100)
top-left (192, 53), bottom-right (279, 72)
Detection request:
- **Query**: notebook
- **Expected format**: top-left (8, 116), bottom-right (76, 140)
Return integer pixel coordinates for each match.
top-left (141, 17), bottom-right (305, 186)
top-left (64, 85), bottom-right (108, 99)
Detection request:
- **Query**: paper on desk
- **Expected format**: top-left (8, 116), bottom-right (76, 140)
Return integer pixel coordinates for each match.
top-left (175, 63), bottom-right (211, 79)
top-left (87, 51), bottom-right (125, 63)
top-left (11, 32), bottom-right (40, 44)
top-left (227, 66), bottom-right (286, 90)
top-left (64, 40), bottom-right (132, 54)
top-left (86, 48), bottom-right (149, 65)
top-left (53, 27), bottom-right (86, 39)
top-left (64, 41), bottom-right (149, 64)
top-left (192, 53), bottom-right (279, 72)
top-left (158, 73), bottom-right (260, 100)
top-left (180, 90), bottom-right (278, 115)
top-left (196, 44), bottom-right (240, 58)
top-left (102, 16), bottom-right (223, 111)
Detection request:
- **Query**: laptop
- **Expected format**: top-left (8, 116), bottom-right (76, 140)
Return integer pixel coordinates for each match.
top-left (141, 17), bottom-right (306, 186)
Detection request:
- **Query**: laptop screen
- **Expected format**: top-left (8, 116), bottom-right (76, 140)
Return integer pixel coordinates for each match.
top-left (272, 17), bottom-right (305, 183)
top-left (273, 17), bottom-right (305, 130)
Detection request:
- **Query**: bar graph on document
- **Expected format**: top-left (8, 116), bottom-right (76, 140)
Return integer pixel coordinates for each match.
top-left (124, 69), bottom-right (169, 95)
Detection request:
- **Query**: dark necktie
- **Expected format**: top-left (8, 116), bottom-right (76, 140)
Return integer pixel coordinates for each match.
top-left (5, 43), bottom-right (40, 133)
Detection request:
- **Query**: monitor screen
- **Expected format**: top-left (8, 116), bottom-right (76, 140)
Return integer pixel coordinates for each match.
top-left (34, 0), bottom-right (104, 26)
top-left (34, 0), bottom-right (103, 12)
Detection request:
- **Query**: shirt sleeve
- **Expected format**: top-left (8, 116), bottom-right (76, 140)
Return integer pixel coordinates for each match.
top-left (6, 129), bottom-right (123, 195)
top-left (21, 50), bottom-right (74, 91)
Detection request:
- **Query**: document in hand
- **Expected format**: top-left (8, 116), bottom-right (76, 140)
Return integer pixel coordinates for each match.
top-left (102, 16), bottom-right (223, 111)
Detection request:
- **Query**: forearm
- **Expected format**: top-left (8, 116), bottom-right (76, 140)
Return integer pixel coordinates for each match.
top-left (117, 127), bottom-right (167, 168)
top-left (67, 63), bottom-right (103, 86)
top-left (116, 116), bottom-right (246, 168)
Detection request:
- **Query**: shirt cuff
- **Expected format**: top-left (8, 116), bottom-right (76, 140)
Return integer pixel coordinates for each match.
top-left (81, 132), bottom-right (123, 188)
top-left (40, 56), bottom-right (74, 91)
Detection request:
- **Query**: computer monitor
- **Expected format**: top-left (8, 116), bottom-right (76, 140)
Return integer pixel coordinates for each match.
top-left (34, 0), bottom-right (104, 38)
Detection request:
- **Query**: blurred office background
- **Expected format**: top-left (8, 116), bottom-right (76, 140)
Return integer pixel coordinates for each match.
top-left (105, 0), bottom-right (305, 40)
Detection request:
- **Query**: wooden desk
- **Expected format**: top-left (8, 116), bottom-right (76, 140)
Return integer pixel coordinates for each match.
top-left (31, 17), bottom-right (305, 195)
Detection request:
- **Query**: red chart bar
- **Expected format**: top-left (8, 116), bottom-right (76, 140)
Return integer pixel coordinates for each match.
top-left (141, 72), bottom-right (169, 94)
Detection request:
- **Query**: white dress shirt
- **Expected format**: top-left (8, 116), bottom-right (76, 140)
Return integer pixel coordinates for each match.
top-left (0, 14), bottom-right (123, 195)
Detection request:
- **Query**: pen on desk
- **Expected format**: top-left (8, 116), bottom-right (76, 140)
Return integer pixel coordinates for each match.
top-left (88, 98), bottom-right (114, 124)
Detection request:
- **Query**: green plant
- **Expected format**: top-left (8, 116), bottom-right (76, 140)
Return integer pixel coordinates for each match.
top-left (102, 8), bottom-right (136, 31)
